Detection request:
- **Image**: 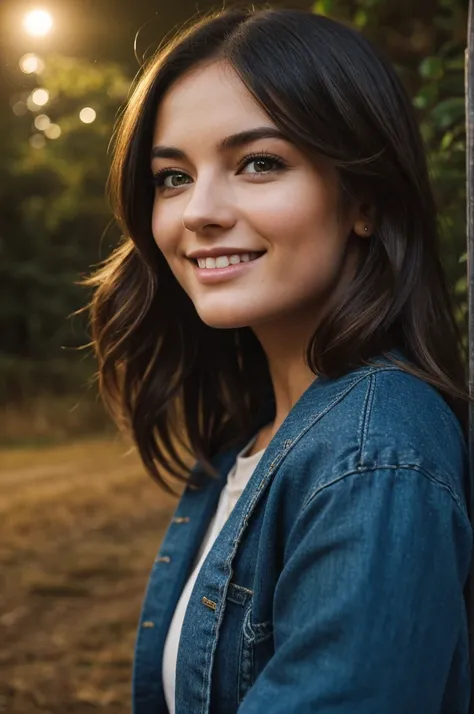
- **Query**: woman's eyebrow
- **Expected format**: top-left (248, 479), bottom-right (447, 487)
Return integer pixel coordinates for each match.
top-left (150, 126), bottom-right (288, 161)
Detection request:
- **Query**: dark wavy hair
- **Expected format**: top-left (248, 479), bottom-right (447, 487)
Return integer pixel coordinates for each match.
top-left (85, 6), bottom-right (471, 494)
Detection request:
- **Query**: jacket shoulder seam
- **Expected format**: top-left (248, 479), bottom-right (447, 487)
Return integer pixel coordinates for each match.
top-left (357, 372), bottom-right (376, 467)
top-left (301, 463), bottom-right (470, 522)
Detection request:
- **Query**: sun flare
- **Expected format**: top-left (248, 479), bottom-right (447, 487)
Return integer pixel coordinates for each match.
top-left (23, 9), bottom-right (53, 37)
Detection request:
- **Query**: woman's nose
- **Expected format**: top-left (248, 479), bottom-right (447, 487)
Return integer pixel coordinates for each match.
top-left (182, 177), bottom-right (236, 234)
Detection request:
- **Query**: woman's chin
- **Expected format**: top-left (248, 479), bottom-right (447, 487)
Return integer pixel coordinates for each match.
top-left (195, 307), bottom-right (256, 330)
top-left (198, 316), bottom-right (252, 330)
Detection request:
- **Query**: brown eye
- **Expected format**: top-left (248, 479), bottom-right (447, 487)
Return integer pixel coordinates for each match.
top-left (239, 153), bottom-right (287, 175)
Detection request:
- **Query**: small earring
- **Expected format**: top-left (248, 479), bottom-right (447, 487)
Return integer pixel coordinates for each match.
top-left (364, 226), bottom-right (368, 232)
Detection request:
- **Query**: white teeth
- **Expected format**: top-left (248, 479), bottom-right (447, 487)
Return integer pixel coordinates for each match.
top-left (196, 252), bottom-right (260, 269)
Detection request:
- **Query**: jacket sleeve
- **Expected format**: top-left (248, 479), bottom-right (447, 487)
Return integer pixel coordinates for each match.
top-left (237, 466), bottom-right (473, 714)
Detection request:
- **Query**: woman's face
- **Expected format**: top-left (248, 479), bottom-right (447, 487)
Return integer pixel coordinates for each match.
top-left (150, 61), bottom-right (361, 330)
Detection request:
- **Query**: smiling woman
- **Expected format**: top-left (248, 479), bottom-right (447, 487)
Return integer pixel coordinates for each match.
top-left (85, 6), bottom-right (474, 714)
top-left (150, 63), bottom-right (356, 331)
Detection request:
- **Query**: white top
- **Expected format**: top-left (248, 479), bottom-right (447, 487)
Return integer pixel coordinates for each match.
top-left (162, 434), bottom-right (266, 714)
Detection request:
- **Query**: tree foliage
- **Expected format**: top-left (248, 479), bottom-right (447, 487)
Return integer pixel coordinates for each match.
top-left (1, 55), bottom-right (129, 399)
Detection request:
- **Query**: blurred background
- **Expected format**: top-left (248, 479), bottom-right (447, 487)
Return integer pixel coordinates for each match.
top-left (0, 0), bottom-right (470, 711)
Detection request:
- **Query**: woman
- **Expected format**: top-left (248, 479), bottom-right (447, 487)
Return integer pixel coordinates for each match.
top-left (87, 6), bottom-right (473, 713)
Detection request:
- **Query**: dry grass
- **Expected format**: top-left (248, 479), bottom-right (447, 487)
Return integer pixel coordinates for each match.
top-left (0, 395), bottom-right (112, 447)
top-left (0, 437), bottom-right (178, 713)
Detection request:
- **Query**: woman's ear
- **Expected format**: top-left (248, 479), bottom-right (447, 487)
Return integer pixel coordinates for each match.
top-left (352, 200), bottom-right (375, 238)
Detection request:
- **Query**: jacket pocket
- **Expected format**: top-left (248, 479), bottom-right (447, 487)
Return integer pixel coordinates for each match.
top-left (237, 602), bottom-right (274, 706)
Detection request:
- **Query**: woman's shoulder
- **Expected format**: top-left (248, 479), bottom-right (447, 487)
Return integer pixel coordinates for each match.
top-left (355, 362), bottom-right (466, 476)
top-left (283, 357), bottom-right (468, 517)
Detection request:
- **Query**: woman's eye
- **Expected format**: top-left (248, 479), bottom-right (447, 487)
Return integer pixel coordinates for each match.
top-left (153, 171), bottom-right (192, 189)
top-left (240, 155), bottom-right (285, 175)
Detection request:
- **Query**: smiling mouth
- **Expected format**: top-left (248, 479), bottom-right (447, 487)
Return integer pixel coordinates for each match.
top-left (190, 251), bottom-right (265, 269)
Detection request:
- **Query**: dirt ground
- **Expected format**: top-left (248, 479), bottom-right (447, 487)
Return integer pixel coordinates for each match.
top-left (0, 438), bottom-right (178, 713)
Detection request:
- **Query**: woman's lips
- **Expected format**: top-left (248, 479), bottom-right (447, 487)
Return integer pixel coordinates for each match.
top-left (191, 252), bottom-right (265, 284)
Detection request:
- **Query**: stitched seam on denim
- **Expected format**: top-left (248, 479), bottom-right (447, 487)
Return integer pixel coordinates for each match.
top-left (263, 367), bottom-right (397, 482)
top-left (200, 556), bottom-right (235, 714)
top-left (253, 622), bottom-right (273, 643)
top-left (301, 463), bottom-right (469, 518)
top-left (357, 373), bottom-right (375, 468)
top-left (241, 609), bottom-right (273, 644)
top-left (229, 582), bottom-right (253, 595)
top-left (243, 605), bottom-right (255, 643)
top-left (239, 605), bottom-right (254, 705)
top-left (227, 593), bottom-right (248, 606)
top-left (255, 370), bottom-right (390, 492)
top-left (200, 593), bottom-right (216, 714)
top-left (236, 625), bottom-right (246, 705)
top-left (226, 582), bottom-right (252, 606)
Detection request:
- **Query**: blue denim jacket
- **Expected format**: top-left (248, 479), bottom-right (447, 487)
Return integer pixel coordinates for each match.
top-left (132, 351), bottom-right (473, 714)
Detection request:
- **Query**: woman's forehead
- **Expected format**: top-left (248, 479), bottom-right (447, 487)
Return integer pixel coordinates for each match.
top-left (152, 62), bottom-right (270, 147)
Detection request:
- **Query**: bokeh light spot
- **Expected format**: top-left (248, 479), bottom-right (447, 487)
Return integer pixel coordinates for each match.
top-left (79, 107), bottom-right (96, 124)
top-left (19, 54), bottom-right (45, 74)
top-left (44, 124), bottom-right (61, 139)
top-left (31, 88), bottom-right (49, 107)
top-left (34, 114), bottom-right (51, 131)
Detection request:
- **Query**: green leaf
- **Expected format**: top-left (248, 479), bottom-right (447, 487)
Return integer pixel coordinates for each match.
top-left (419, 56), bottom-right (443, 80)
top-left (440, 131), bottom-right (454, 150)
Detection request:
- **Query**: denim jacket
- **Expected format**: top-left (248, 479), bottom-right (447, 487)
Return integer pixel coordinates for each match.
top-left (132, 351), bottom-right (473, 714)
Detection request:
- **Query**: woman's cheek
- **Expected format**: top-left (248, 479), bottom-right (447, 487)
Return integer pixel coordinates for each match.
top-left (244, 181), bottom-right (317, 235)
top-left (151, 204), bottom-right (179, 255)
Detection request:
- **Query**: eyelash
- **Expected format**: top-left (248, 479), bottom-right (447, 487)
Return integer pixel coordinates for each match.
top-left (151, 152), bottom-right (287, 190)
